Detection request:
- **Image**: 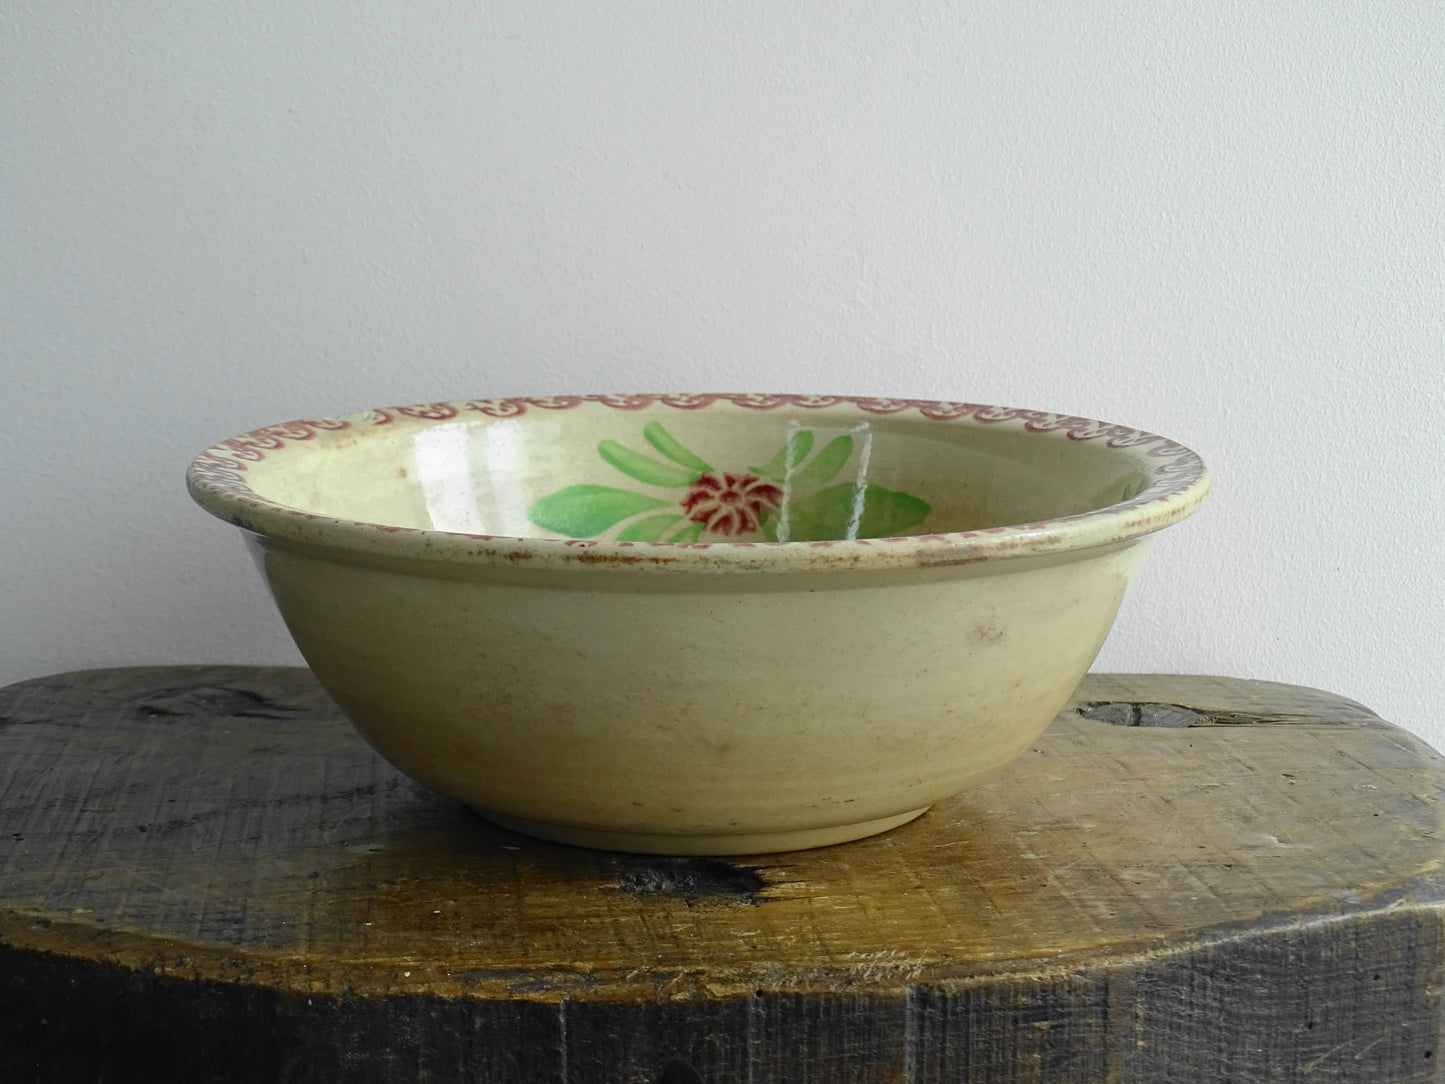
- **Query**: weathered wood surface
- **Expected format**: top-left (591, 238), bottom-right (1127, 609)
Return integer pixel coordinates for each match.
top-left (0, 666), bottom-right (1442, 1083)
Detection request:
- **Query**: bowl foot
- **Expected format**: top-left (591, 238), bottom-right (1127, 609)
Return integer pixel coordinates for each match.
top-left (473, 807), bottom-right (931, 855)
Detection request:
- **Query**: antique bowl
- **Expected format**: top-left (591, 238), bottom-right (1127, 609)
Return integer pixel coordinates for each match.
top-left (187, 394), bottom-right (1210, 854)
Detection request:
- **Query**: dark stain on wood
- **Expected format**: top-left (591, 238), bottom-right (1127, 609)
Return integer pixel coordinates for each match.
top-left (610, 856), bottom-right (769, 907)
top-left (1076, 697), bottom-right (1388, 730)
top-left (1077, 700), bottom-right (1205, 727)
top-left (1, 665), bottom-right (1443, 1082)
top-left (129, 683), bottom-right (309, 720)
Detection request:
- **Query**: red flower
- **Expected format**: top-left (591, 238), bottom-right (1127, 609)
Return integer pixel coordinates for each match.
top-left (681, 472), bottom-right (783, 536)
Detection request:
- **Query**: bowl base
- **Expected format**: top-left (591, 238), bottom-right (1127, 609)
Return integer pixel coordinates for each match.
top-left (473, 807), bottom-right (931, 856)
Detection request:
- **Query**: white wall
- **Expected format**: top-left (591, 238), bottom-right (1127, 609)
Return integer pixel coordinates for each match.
top-left (5, 4), bottom-right (1443, 743)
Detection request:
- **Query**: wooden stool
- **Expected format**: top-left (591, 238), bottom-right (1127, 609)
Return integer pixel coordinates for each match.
top-left (1, 666), bottom-right (1441, 1082)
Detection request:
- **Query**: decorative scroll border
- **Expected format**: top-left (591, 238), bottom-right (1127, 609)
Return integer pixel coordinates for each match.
top-left (187, 395), bottom-right (1206, 547)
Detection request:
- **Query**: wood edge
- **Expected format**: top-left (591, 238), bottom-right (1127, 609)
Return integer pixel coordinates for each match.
top-left (0, 663), bottom-right (315, 698)
top-left (2, 667), bottom-right (1390, 723)
top-left (6, 875), bottom-right (1443, 1004)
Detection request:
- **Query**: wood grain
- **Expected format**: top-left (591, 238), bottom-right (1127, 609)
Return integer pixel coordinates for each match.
top-left (1, 666), bottom-right (1441, 1082)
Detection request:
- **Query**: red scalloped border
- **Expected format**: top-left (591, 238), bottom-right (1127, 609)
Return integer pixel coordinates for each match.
top-left (187, 394), bottom-right (1206, 546)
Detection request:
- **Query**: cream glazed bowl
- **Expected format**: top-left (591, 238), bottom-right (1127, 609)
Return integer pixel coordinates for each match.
top-left (188, 394), bottom-right (1210, 855)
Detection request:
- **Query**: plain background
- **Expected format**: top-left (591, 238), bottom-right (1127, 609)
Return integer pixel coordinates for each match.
top-left (4, 5), bottom-right (1442, 744)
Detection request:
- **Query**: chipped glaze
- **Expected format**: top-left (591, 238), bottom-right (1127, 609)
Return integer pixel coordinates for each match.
top-left (187, 394), bottom-right (1210, 854)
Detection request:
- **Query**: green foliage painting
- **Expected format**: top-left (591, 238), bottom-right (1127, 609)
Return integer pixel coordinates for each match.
top-left (527, 422), bottom-right (932, 543)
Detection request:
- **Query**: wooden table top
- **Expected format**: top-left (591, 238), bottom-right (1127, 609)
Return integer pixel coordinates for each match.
top-left (2, 666), bottom-right (1442, 1083)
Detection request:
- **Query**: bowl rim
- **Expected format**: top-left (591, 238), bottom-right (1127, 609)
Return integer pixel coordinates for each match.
top-left (186, 394), bottom-right (1211, 573)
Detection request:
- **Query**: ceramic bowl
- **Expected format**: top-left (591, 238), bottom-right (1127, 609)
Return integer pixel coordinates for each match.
top-left (188, 394), bottom-right (1209, 855)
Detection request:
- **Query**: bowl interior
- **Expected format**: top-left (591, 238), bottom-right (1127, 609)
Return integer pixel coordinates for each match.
top-left (237, 401), bottom-right (1154, 544)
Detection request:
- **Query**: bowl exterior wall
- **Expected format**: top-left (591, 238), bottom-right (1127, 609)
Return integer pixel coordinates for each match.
top-left (247, 537), bottom-right (1151, 847)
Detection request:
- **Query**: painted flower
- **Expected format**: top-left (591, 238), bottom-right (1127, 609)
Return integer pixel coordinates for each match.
top-left (680, 473), bottom-right (783, 536)
top-left (526, 421), bottom-right (931, 543)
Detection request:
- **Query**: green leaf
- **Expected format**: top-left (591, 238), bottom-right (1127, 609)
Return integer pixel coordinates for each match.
top-left (643, 422), bottom-right (713, 472)
top-left (668, 521), bottom-right (704, 543)
top-left (527, 486), bottom-right (671, 538)
top-left (750, 430), bottom-right (815, 479)
top-left (617, 513), bottom-right (685, 542)
top-left (778, 483), bottom-right (932, 541)
top-left (786, 434), bottom-right (854, 491)
top-left (598, 440), bottom-right (701, 487)
top-left (854, 485), bottom-right (932, 537)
